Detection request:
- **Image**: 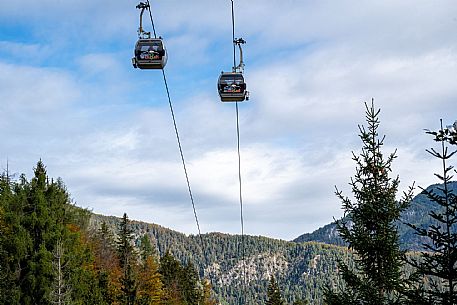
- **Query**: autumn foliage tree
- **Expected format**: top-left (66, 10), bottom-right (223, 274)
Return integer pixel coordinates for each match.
top-left (137, 235), bottom-right (164, 305)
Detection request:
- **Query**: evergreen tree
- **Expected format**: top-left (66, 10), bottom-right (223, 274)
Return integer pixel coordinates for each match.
top-left (266, 276), bottom-right (284, 305)
top-left (158, 251), bottom-right (206, 305)
top-left (324, 101), bottom-right (413, 305)
top-left (117, 213), bottom-right (136, 269)
top-left (160, 251), bottom-right (185, 304)
top-left (0, 172), bottom-right (22, 304)
top-left (117, 213), bottom-right (137, 305)
top-left (181, 262), bottom-right (203, 305)
top-left (0, 161), bottom-right (106, 305)
top-left (139, 234), bottom-right (154, 262)
top-left (121, 264), bottom-right (137, 305)
top-left (405, 121), bottom-right (457, 304)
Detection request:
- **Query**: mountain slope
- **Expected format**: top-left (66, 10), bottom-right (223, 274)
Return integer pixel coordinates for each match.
top-left (88, 182), bottom-right (457, 304)
top-left (294, 182), bottom-right (457, 250)
top-left (89, 215), bottom-right (346, 305)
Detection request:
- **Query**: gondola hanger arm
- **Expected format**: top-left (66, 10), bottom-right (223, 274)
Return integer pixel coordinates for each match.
top-left (137, 2), bottom-right (151, 38)
top-left (233, 38), bottom-right (245, 73)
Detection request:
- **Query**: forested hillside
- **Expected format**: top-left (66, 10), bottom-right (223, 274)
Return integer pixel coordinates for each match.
top-left (294, 181), bottom-right (457, 250)
top-left (90, 214), bottom-right (346, 304)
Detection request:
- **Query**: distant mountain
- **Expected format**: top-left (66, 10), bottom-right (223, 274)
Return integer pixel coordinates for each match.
top-left (89, 215), bottom-right (346, 305)
top-left (88, 182), bottom-right (456, 304)
top-left (293, 220), bottom-right (346, 246)
top-left (294, 182), bottom-right (457, 251)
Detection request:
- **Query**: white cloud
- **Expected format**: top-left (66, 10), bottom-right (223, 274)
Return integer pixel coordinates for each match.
top-left (1, 0), bottom-right (457, 240)
top-left (77, 53), bottom-right (123, 75)
top-left (0, 63), bottom-right (79, 112)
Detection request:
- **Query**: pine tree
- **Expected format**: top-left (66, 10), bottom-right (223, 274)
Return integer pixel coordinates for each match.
top-left (266, 276), bottom-right (284, 305)
top-left (405, 121), bottom-right (457, 304)
top-left (324, 101), bottom-right (414, 305)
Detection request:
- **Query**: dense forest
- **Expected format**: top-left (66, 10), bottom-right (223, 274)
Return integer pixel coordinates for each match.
top-left (90, 213), bottom-right (348, 304)
top-left (0, 162), bottom-right (216, 305)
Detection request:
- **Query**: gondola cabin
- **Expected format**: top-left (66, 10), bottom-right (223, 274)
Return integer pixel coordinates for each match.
top-left (132, 38), bottom-right (167, 69)
top-left (218, 72), bottom-right (248, 102)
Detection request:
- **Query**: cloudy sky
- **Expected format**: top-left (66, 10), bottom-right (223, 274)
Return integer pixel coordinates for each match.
top-left (0, 0), bottom-right (456, 240)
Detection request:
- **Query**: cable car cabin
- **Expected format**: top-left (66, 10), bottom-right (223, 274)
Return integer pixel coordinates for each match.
top-left (132, 38), bottom-right (167, 69)
top-left (218, 72), bottom-right (248, 102)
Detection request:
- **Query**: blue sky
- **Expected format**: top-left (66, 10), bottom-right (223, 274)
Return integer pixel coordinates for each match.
top-left (1, 0), bottom-right (456, 240)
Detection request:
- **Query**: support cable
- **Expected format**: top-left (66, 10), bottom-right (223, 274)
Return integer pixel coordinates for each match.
top-left (161, 69), bottom-right (204, 250)
top-left (236, 101), bottom-right (247, 305)
top-left (144, 1), bottom-right (205, 256)
top-left (145, 0), bottom-right (157, 39)
top-left (231, 1), bottom-right (247, 303)
top-left (231, 0), bottom-right (236, 70)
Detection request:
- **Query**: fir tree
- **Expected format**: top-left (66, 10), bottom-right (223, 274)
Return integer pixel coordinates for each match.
top-left (117, 213), bottom-right (136, 269)
top-left (117, 213), bottom-right (137, 305)
top-left (21, 161), bottom-right (60, 305)
top-left (181, 261), bottom-right (203, 305)
top-left (266, 276), bottom-right (284, 305)
top-left (324, 101), bottom-right (413, 305)
top-left (160, 251), bottom-right (185, 304)
top-left (405, 121), bottom-right (457, 304)
top-left (0, 161), bottom-right (105, 305)
top-left (139, 234), bottom-right (154, 262)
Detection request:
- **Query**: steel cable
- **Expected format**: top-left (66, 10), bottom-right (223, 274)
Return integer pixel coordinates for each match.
top-left (143, 0), bottom-right (205, 259)
top-left (231, 1), bottom-right (247, 304)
